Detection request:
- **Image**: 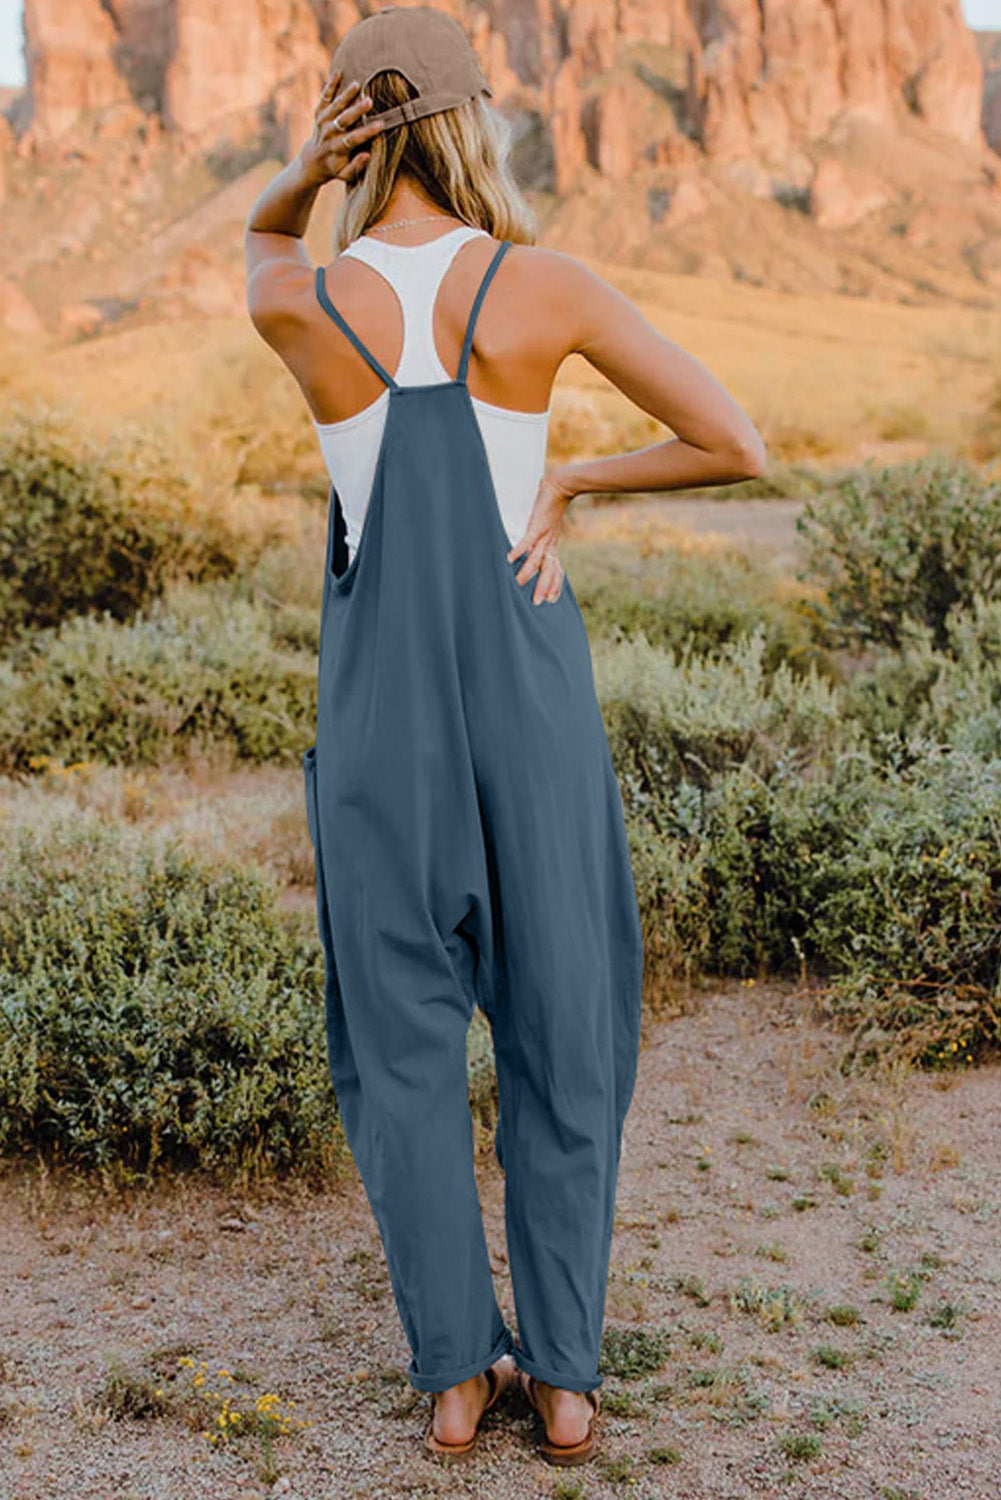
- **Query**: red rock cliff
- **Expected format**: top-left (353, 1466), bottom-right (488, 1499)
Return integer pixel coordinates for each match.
top-left (14, 0), bottom-right (989, 184)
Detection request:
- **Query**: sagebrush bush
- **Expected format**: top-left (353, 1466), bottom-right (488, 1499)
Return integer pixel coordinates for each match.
top-left (783, 743), bottom-right (1001, 1071)
top-left (623, 743), bottom-right (1001, 1069)
top-left (564, 538), bottom-right (827, 671)
top-left (0, 815), bottom-right (504, 1181)
top-left (0, 582), bottom-right (316, 772)
top-left (593, 621), bottom-right (1001, 1066)
top-left (0, 404), bottom-right (252, 646)
top-left (594, 625), bottom-right (851, 806)
top-left (797, 453), bottom-right (1001, 652)
top-left (0, 818), bottom-right (335, 1181)
top-left (844, 595), bottom-right (1001, 759)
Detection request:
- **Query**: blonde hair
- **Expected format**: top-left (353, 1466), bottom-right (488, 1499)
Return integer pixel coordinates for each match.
top-left (333, 67), bottom-right (537, 253)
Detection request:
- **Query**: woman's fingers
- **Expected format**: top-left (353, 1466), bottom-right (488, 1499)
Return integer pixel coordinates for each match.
top-left (319, 65), bottom-right (343, 104)
top-left (315, 74), bottom-right (354, 124)
top-left (341, 150), bottom-right (371, 183)
top-left (316, 74), bottom-right (365, 120)
top-left (316, 77), bottom-right (381, 139)
top-left (302, 72), bottom-right (382, 187)
top-left (333, 87), bottom-right (375, 130)
top-left (533, 551), bottom-right (564, 605)
top-left (507, 532), bottom-right (565, 603)
top-left (313, 84), bottom-right (383, 181)
top-left (513, 534), bottom-right (552, 587)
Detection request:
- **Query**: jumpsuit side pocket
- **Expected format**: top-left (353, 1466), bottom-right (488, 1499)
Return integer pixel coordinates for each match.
top-left (303, 745), bottom-right (319, 848)
top-left (302, 746), bottom-right (333, 960)
top-left (303, 747), bottom-right (358, 1115)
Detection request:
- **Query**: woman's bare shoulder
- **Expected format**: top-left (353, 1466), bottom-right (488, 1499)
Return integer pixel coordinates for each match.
top-left (502, 241), bottom-right (597, 288)
top-left (501, 242), bottom-right (635, 359)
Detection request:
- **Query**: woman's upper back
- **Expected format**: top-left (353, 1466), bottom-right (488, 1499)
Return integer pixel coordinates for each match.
top-left (312, 224), bottom-right (553, 564)
top-left (308, 222), bottom-right (560, 425)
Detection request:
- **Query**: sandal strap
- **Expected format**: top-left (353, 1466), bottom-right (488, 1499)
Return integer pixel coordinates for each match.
top-left (524, 1372), bottom-right (600, 1439)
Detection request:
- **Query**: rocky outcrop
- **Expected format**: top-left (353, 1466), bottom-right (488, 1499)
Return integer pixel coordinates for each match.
top-left (23, 0), bottom-right (134, 141)
top-left (11, 0), bottom-right (996, 229)
top-left (687, 0), bottom-right (984, 163)
top-left (0, 277), bottom-right (43, 336)
top-left (11, 0), bottom-right (995, 196)
top-left (809, 158), bottom-right (891, 229)
top-left (164, 0), bottom-right (328, 141)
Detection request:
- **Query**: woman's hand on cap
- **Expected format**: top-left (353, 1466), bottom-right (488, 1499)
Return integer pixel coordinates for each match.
top-left (301, 66), bottom-right (383, 187)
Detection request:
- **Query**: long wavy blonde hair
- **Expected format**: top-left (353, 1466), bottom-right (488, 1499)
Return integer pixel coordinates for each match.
top-left (333, 67), bottom-right (537, 252)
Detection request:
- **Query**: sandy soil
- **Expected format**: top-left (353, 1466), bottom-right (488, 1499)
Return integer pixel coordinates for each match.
top-left (2, 981), bottom-right (999, 1500)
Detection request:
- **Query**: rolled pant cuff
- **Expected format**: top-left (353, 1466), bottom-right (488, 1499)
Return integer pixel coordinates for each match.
top-left (407, 1323), bottom-right (516, 1393)
top-left (512, 1347), bottom-right (604, 1394)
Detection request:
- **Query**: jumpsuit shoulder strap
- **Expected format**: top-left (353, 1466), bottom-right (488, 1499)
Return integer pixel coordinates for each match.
top-left (314, 264), bottom-right (399, 391)
top-left (456, 240), bottom-right (512, 386)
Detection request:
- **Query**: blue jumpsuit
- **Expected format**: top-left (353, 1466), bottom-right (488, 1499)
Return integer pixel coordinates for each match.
top-left (303, 239), bottom-right (644, 1395)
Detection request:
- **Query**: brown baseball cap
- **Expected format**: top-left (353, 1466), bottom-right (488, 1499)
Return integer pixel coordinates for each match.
top-left (329, 5), bottom-right (493, 134)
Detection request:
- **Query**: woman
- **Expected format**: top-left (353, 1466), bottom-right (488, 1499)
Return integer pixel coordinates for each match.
top-left (245, 5), bottom-right (765, 1468)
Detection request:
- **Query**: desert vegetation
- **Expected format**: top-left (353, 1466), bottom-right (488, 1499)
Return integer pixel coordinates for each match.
top-left (1, 406), bottom-right (999, 1188)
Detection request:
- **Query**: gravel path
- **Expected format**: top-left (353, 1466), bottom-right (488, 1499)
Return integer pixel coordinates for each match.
top-left (2, 981), bottom-right (999, 1499)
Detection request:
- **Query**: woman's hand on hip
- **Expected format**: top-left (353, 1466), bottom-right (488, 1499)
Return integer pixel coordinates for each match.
top-left (506, 468), bottom-right (578, 605)
top-left (300, 68), bottom-right (383, 188)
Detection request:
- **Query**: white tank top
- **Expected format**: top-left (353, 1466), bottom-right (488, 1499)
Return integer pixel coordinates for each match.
top-left (312, 226), bottom-right (550, 566)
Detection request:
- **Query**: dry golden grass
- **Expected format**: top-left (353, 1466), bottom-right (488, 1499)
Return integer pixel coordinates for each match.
top-left (581, 255), bottom-right (1001, 467)
top-left (3, 243), bottom-right (998, 498)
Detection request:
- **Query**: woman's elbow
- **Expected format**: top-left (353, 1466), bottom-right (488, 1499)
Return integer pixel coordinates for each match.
top-left (723, 431), bottom-right (767, 481)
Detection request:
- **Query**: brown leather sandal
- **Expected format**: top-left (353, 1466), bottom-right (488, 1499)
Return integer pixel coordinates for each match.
top-left (520, 1369), bottom-right (602, 1465)
top-left (422, 1357), bottom-right (512, 1463)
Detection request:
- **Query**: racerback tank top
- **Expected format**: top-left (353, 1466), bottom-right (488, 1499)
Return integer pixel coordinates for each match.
top-left (312, 225), bottom-right (551, 566)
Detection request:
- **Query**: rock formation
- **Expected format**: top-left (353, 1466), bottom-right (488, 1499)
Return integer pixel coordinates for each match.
top-left (689, 0), bottom-right (984, 160)
top-left (22, 0), bottom-right (134, 142)
top-left (2, 0), bottom-right (998, 318)
top-left (11, 0), bottom-right (990, 185)
top-left (164, 0), bottom-right (328, 143)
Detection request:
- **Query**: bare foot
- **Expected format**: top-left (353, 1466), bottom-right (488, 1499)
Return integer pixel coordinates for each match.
top-left (528, 1378), bottom-right (594, 1446)
top-left (431, 1357), bottom-right (512, 1445)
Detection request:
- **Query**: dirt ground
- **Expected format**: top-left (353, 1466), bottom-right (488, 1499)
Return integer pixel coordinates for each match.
top-left (567, 495), bottom-right (808, 574)
top-left (2, 980), bottom-right (999, 1500)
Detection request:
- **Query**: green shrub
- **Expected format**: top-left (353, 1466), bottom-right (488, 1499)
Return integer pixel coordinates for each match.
top-left (565, 538), bottom-right (825, 672)
top-left (589, 612), bottom-right (1001, 1069)
top-left (845, 596), bottom-right (1001, 759)
top-left (600, 1325), bottom-right (672, 1379)
top-left (796, 453), bottom-right (1001, 652)
top-left (231, 536), bottom-right (325, 655)
top-left (0, 583), bottom-right (316, 771)
top-left (625, 743), bottom-right (1001, 1068)
top-left (594, 625), bottom-right (851, 810)
top-left (0, 405), bottom-right (249, 646)
top-left (0, 818), bottom-right (335, 1182)
top-left (798, 746), bottom-right (1001, 1071)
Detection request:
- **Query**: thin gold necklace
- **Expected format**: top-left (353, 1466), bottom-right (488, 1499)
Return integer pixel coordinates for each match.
top-left (367, 212), bottom-right (460, 235)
